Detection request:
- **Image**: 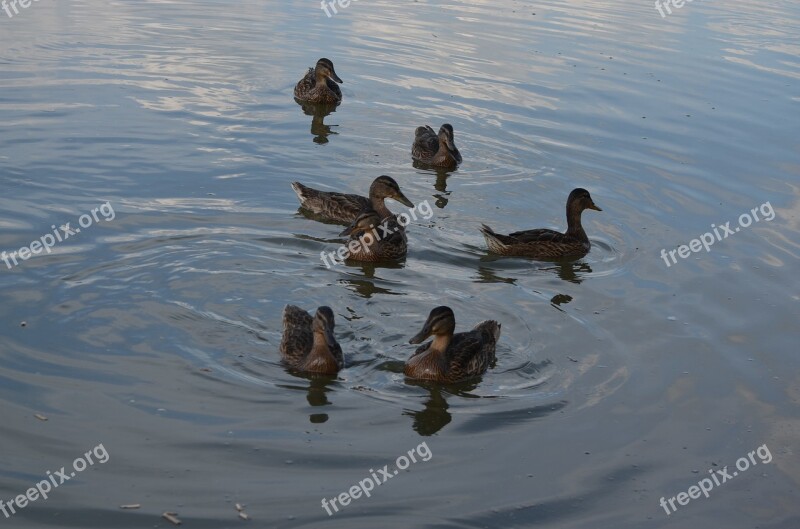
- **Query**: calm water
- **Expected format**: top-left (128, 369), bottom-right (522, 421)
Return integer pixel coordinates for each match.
top-left (1, 1), bottom-right (798, 527)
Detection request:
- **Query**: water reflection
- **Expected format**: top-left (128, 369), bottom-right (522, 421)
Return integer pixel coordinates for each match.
top-left (477, 256), bottom-right (593, 284)
top-left (403, 376), bottom-right (491, 436)
top-left (550, 293), bottom-right (573, 307)
top-left (544, 260), bottom-right (593, 284)
top-left (474, 265), bottom-right (518, 284)
top-left (413, 162), bottom-right (456, 208)
top-left (278, 373), bottom-right (339, 424)
top-left (338, 260), bottom-right (407, 298)
top-left (295, 99), bottom-right (339, 144)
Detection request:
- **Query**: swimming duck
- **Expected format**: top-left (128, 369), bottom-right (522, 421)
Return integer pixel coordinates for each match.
top-left (280, 305), bottom-right (343, 374)
top-left (292, 175), bottom-right (414, 224)
top-left (405, 306), bottom-right (501, 383)
top-left (412, 124), bottom-right (462, 168)
top-left (339, 209), bottom-right (407, 262)
top-left (480, 188), bottom-right (602, 259)
top-left (294, 58), bottom-right (343, 104)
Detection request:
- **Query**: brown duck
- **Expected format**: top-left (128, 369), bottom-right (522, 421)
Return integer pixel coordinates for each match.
top-left (339, 209), bottom-right (407, 262)
top-left (405, 306), bottom-right (501, 383)
top-left (291, 175), bottom-right (414, 224)
top-left (294, 58), bottom-right (343, 104)
top-left (412, 124), bottom-right (462, 168)
top-left (279, 305), bottom-right (343, 374)
top-left (480, 188), bottom-right (602, 259)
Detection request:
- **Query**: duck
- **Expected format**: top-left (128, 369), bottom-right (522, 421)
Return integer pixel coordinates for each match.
top-left (294, 58), bottom-right (343, 104)
top-left (339, 209), bottom-right (407, 262)
top-left (405, 306), bottom-right (501, 383)
top-left (279, 305), bottom-right (343, 374)
top-left (412, 124), bottom-right (462, 168)
top-left (480, 188), bottom-right (602, 259)
top-left (291, 175), bottom-right (414, 224)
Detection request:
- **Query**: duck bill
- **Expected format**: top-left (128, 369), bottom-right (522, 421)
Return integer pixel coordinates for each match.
top-left (339, 221), bottom-right (357, 237)
top-left (330, 71), bottom-right (343, 83)
top-left (588, 203), bottom-right (602, 211)
top-left (448, 145), bottom-right (460, 160)
top-left (324, 327), bottom-right (337, 348)
top-left (409, 324), bottom-right (432, 345)
top-left (394, 190), bottom-right (414, 208)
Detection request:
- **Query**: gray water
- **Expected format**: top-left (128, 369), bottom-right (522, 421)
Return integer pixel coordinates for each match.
top-left (1, 0), bottom-right (798, 527)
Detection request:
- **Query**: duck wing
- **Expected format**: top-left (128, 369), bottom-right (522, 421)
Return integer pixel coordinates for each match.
top-left (507, 228), bottom-right (569, 244)
top-left (280, 305), bottom-right (313, 362)
top-left (445, 326), bottom-right (499, 380)
top-left (412, 126), bottom-right (439, 160)
top-left (291, 182), bottom-right (370, 224)
top-left (294, 68), bottom-right (316, 98)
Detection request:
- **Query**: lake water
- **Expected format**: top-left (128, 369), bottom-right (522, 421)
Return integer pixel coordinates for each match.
top-left (1, 0), bottom-right (798, 527)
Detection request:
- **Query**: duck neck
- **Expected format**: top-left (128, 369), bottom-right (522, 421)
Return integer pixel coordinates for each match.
top-left (428, 333), bottom-right (453, 355)
top-left (308, 332), bottom-right (335, 364)
top-left (370, 196), bottom-right (393, 220)
top-left (434, 140), bottom-right (453, 164)
top-left (565, 207), bottom-right (588, 242)
top-left (314, 69), bottom-right (328, 88)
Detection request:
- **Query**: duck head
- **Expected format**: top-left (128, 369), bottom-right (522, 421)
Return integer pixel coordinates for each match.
top-left (315, 58), bottom-right (343, 84)
top-left (409, 306), bottom-right (456, 345)
top-left (370, 175), bottom-right (414, 208)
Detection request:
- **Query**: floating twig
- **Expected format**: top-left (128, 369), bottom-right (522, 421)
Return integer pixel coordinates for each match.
top-left (162, 512), bottom-right (182, 525)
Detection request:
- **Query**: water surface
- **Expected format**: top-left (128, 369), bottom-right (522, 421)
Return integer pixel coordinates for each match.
top-left (1, 0), bottom-right (798, 527)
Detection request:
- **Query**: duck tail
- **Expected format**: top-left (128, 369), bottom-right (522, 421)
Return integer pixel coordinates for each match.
top-left (414, 126), bottom-right (431, 139)
top-left (479, 224), bottom-right (507, 253)
top-left (476, 320), bottom-right (502, 343)
top-left (291, 182), bottom-right (309, 203)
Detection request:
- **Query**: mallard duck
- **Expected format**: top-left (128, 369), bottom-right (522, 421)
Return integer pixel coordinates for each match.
top-left (338, 209), bottom-right (407, 261)
top-left (294, 58), bottom-right (343, 104)
top-left (291, 175), bottom-right (414, 224)
top-left (280, 305), bottom-right (343, 374)
top-left (480, 188), bottom-right (602, 259)
top-left (412, 124), bottom-right (462, 168)
top-left (405, 306), bottom-right (501, 383)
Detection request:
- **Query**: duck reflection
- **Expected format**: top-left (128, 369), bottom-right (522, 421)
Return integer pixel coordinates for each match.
top-left (474, 265), bottom-right (518, 284)
top-left (295, 99), bottom-right (339, 144)
top-left (413, 161), bottom-right (454, 208)
top-left (277, 372), bottom-right (338, 424)
top-left (550, 293), bottom-right (573, 308)
top-left (338, 260), bottom-right (406, 298)
top-left (542, 260), bottom-right (592, 284)
top-left (476, 256), bottom-right (592, 284)
top-left (402, 379), bottom-right (482, 436)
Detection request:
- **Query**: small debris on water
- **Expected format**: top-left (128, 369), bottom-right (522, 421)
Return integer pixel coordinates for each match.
top-left (162, 512), bottom-right (182, 525)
